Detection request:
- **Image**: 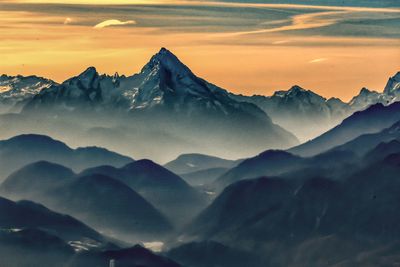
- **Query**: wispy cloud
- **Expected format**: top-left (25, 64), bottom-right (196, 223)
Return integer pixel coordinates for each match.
top-left (94, 19), bottom-right (136, 29)
top-left (309, 58), bottom-right (328, 63)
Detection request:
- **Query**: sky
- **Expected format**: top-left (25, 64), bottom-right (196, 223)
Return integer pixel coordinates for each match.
top-left (0, 0), bottom-right (399, 101)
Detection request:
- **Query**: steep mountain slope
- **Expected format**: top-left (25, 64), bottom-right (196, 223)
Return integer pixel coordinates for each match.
top-left (0, 134), bottom-right (133, 180)
top-left (1, 230), bottom-right (181, 267)
top-left (0, 196), bottom-right (105, 246)
top-left (0, 228), bottom-right (74, 267)
top-left (164, 153), bottom-right (241, 174)
top-left (0, 161), bottom-right (74, 198)
top-left (231, 85), bottom-right (350, 141)
top-left (230, 72), bottom-right (400, 141)
top-left (166, 241), bottom-right (264, 267)
top-left (0, 74), bottom-right (55, 113)
top-left (330, 120), bottom-right (400, 156)
top-left (215, 150), bottom-right (304, 188)
top-left (15, 48), bottom-right (298, 161)
top-left (186, 157), bottom-right (400, 266)
top-left (2, 171), bottom-right (173, 242)
top-left (289, 102), bottom-right (400, 157)
top-left (48, 174), bottom-right (173, 241)
top-left (81, 160), bottom-right (208, 226)
top-left (384, 71), bottom-right (400, 95)
top-left (71, 245), bottom-right (182, 267)
top-left (364, 139), bottom-right (400, 163)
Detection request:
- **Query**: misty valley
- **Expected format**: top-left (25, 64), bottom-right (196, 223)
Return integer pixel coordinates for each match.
top-left (0, 48), bottom-right (400, 267)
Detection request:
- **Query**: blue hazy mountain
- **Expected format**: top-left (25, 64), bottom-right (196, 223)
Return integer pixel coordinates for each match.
top-left (330, 120), bottom-right (400, 156)
top-left (0, 134), bottom-right (133, 180)
top-left (166, 240), bottom-right (264, 267)
top-left (180, 167), bottom-right (230, 187)
top-left (231, 72), bottom-right (400, 141)
top-left (71, 245), bottom-right (182, 267)
top-left (0, 162), bottom-right (173, 242)
top-left (289, 102), bottom-right (400, 157)
top-left (186, 155), bottom-right (400, 266)
top-left (80, 160), bottom-right (208, 226)
top-left (0, 196), bottom-right (108, 248)
top-left (164, 153), bottom-right (242, 174)
top-left (0, 228), bottom-right (74, 267)
top-left (213, 120), bottom-right (400, 189)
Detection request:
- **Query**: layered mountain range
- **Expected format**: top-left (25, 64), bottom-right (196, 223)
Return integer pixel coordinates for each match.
top-left (0, 48), bottom-right (300, 162)
top-left (0, 48), bottom-right (400, 266)
top-left (231, 71), bottom-right (400, 141)
top-left (1, 49), bottom-right (398, 156)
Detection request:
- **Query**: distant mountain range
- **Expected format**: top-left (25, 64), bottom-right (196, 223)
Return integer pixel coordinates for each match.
top-left (1, 49), bottom-right (398, 152)
top-left (290, 101), bottom-right (400, 156)
top-left (231, 72), bottom-right (400, 141)
top-left (0, 75), bottom-right (55, 113)
top-left (80, 160), bottom-right (208, 226)
top-left (185, 144), bottom-right (400, 266)
top-left (209, 102), bottom-right (400, 189)
top-left (0, 71), bottom-right (400, 266)
top-left (0, 48), bottom-right (300, 162)
top-left (0, 161), bottom-right (174, 242)
top-left (0, 134), bottom-right (133, 181)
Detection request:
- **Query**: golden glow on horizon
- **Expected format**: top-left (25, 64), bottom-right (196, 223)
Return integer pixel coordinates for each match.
top-left (1, 3), bottom-right (399, 101)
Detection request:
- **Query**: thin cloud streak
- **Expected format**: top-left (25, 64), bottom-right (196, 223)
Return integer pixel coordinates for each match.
top-left (309, 58), bottom-right (328, 63)
top-left (218, 11), bottom-right (348, 37)
top-left (94, 19), bottom-right (136, 28)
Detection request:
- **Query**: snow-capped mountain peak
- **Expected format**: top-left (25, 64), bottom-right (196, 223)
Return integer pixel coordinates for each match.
top-left (0, 75), bottom-right (56, 112)
top-left (384, 71), bottom-right (400, 95)
top-left (66, 66), bottom-right (99, 88)
top-left (141, 47), bottom-right (192, 77)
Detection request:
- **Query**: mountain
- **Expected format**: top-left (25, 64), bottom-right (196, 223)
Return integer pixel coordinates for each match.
top-left (166, 240), bottom-right (264, 267)
top-left (4, 171), bottom-right (173, 242)
top-left (364, 139), bottom-right (400, 163)
top-left (0, 74), bottom-right (55, 113)
top-left (7, 48), bottom-right (298, 162)
top-left (0, 134), bottom-right (133, 180)
top-left (329, 120), bottom-right (400, 156)
top-left (180, 167), bottom-right (229, 187)
top-left (48, 174), bottom-right (173, 241)
top-left (0, 196), bottom-right (107, 247)
top-left (214, 150), bottom-right (304, 188)
top-left (289, 102), bottom-right (400, 157)
top-left (231, 85), bottom-right (350, 142)
top-left (384, 71), bottom-right (400, 95)
top-left (81, 160), bottom-right (208, 226)
top-left (0, 161), bottom-right (74, 198)
top-left (186, 158), bottom-right (400, 266)
top-left (1, 229), bottom-right (181, 267)
top-left (0, 228), bottom-right (74, 267)
top-left (230, 72), bottom-right (400, 141)
top-left (164, 153), bottom-right (241, 174)
top-left (71, 245), bottom-right (182, 267)
top-left (348, 87), bottom-right (392, 111)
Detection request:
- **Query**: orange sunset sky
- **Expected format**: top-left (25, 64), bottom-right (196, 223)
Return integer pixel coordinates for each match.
top-left (1, 0), bottom-right (399, 101)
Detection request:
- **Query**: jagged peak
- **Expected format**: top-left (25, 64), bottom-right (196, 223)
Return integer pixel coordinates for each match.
top-left (141, 47), bottom-right (192, 76)
top-left (384, 71), bottom-right (400, 94)
top-left (79, 66), bottom-right (98, 77)
top-left (392, 71), bottom-right (400, 80)
top-left (273, 85), bottom-right (323, 99)
top-left (289, 85), bottom-right (306, 92)
top-left (360, 87), bottom-right (371, 93)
